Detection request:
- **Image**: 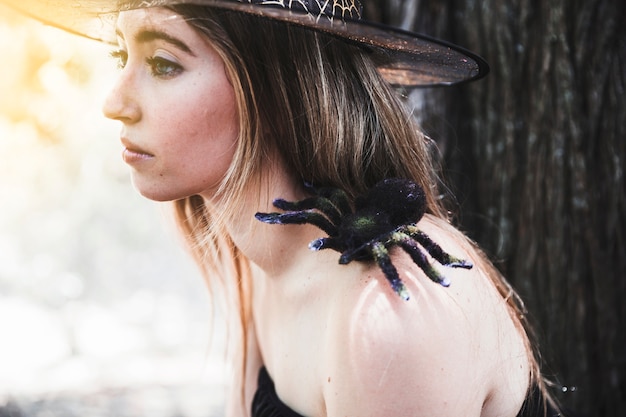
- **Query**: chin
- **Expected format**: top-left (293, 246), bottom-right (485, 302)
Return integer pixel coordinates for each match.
top-left (135, 183), bottom-right (219, 203)
top-left (136, 189), bottom-right (178, 202)
top-left (132, 181), bottom-right (189, 202)
top-left (130, 174), bottom-right (223, 203)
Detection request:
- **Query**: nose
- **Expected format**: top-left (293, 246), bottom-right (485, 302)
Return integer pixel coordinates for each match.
top-left (102, 72), bottom-right (141, 124)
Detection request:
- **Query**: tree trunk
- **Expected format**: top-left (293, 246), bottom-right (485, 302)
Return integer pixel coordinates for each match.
top-left (364, 1), bottom-right (626, 415)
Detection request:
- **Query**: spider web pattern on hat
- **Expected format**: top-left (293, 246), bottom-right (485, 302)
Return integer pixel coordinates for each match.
top-left (0, 0), bottom-right (489, 87)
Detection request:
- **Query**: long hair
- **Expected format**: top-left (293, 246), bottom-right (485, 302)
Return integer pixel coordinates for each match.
top-left (168, 5), bottom-right (556, 414)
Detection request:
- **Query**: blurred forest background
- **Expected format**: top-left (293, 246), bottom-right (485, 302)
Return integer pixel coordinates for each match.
top-left (0, 4), bottom-right (226, 417)
top-left (1, 1), bottom-right (624, 417)
top-left (364, 0), bottom-right (625, 416)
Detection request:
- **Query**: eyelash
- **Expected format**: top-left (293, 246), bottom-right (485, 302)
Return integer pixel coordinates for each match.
top-left (145, 56), bottom-right (183, 78)
top-left (109, 49), bottom-right (183, 78)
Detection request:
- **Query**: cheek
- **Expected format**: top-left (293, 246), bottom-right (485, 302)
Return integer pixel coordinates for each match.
top-left (171, 86), bottom-right (239, 175)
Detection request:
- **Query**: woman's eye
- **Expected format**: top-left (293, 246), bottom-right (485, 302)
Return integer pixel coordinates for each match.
top-left (146, 56), bottom-right (183, 78)
top-left (109, 49), bottom-right (128, 69)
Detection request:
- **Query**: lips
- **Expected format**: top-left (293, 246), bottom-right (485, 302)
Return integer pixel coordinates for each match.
top-left (121, 138), bottom-right (152, 155)
top-left (121, 138), bottom-right (154, 164)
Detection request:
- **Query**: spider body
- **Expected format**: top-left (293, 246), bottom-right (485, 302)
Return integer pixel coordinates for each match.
top-left (255, 178), bottom-right (472, 300)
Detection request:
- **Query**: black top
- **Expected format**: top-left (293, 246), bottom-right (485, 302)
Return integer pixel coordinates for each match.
top-left (252, 367), bottom-right (305, 417)
top-left (251, 367), bottom-right (565, 417)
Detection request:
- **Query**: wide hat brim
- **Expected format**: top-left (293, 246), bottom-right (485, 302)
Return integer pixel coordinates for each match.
top-left (2, 0), bottom-right (489, 87)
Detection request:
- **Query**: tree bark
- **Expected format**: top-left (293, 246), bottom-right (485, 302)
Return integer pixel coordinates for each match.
top-left (364, 0), bottom-right (626, 415)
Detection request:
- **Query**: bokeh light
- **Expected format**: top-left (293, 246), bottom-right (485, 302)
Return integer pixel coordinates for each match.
top-left (0, 5), bottom-right (226, 416)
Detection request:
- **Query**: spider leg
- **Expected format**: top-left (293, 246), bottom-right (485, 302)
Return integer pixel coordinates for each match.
top-left (309, 237), bottom-right (344, 252)
top-left (317, 187), bottom-right (353, 218)
top-left (255, 211), bottom-right (337, 236)
top-left (393, 231), bottom-right (452, 287)
top-left (272, 196), bottom-right (343, 225)
top-left (337, 240), bottom-right (409, 300)
top-left (403, 225), bottom-right (473, 269)
top-left (369, 242), bottom-right (410, 301)
top-left (337, 243), bottom-right (369, 264)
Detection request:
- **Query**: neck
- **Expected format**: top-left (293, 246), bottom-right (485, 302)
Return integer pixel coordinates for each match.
top-left (202, 167), bottom-right (318, 278)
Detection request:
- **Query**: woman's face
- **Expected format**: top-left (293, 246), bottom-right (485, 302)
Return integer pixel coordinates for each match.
top-left (102, 7), bottom-right (239, 202)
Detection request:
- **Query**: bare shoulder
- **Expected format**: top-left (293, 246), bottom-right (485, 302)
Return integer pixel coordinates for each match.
top-left (321, 215), bottom-right (529, 417)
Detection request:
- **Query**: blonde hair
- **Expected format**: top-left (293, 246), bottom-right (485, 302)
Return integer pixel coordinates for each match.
top-left (169, 5), bottom-right (556, 414)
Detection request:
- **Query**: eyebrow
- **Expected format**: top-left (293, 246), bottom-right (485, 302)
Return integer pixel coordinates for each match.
top-left (116, 28), bottom-right (196, 56)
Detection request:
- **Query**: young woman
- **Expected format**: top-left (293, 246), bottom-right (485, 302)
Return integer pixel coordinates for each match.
top-left (3, 1), bottom-right (560, 416)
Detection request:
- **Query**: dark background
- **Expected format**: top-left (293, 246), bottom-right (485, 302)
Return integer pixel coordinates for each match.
top-left (364, 1), bottom-right (625, 416)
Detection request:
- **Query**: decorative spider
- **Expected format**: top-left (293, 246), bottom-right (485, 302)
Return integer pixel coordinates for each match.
top-left (255, 178), bottom-right (472, 300)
